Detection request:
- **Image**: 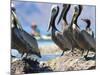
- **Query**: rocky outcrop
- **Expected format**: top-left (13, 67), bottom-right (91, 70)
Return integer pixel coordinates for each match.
top-left (43, 49), bottom-right (96, 71)
top-left (11, 49), bottom-right (95, 74)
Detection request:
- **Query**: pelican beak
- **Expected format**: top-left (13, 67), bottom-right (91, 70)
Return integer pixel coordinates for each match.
top-left (48, 5), bottom-right (60, 32)
top-left (57, 4), bottom-right (67, 25)
top-left (47, 16), bottom-right (60, 32)
top-left (47, 16), bottom-right (53, 32)
top-left (47, 6), bottom-right (56, 32)
top-left (57, 9), bottom-right (65, 24)
top-left (47, 24), bottom-right (51, 32)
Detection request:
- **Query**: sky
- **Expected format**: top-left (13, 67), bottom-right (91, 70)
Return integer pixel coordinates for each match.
top-left (12, 0), bottom-right (96, 36)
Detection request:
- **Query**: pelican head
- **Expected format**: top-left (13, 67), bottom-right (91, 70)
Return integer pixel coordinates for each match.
top-left (57, 4), bottom-right (71, 24)
top-left (11, 3), bottom-right (16, 12)
top-left (73, 5), bottom-right (83, 21)
top-left (72, 5), bottom-right (83, 29)
top-left (81, 19), bottom-right (91, 29)
top-left (76, 5), bottom-right (83, 17)
top-left (47, 5), bottom-right (59, 31)
top-left (81, 18), bottom-right (94, 37)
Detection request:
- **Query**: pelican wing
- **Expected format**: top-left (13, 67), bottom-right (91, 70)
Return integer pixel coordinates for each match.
top-left (12, 28), bottom-right (25, 43)
top-left (12, 28), bottom-right (29, 53)
top-left (81, 30), bottom-right (96, 49)
top-left (19, 29), bottom-right (39, 52)
top-left (55, 32), bottom-right (72, 49)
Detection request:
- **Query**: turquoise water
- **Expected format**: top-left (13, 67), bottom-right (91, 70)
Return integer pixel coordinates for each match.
top-left (39, 54), bottom-right (60, 61)
top-left (37, 39), bottom-right (54, 47)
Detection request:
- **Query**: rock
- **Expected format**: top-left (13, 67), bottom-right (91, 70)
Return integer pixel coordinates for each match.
top-left (11, 49), bottom-right (95, 74)
top-left (11, 60), bottom-right (25, 75)
top-left (44, 49), bottom-right (96, 71)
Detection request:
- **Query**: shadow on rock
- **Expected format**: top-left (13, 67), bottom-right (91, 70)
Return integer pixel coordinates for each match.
top-left (23, 58), bottom-right (53, 73)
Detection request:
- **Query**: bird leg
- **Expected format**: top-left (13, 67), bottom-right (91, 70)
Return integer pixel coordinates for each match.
top-left (61, 51), bottom-right (65, 56)
top-left (84, 49), bottom-right (89, 60)
top-left (61, 48), bottom-right (71, 56)
top-left (71, 47), bottom-right (74, 53)
top-left (81, 48), bottom-right (84, 56)
top-left (21, 53), bottom-right (28, 60)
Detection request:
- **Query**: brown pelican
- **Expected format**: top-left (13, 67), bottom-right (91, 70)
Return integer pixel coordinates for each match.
top-left (81, 19), bottom-right (94, 38)
top-left (48, 5), bottom-right (72, 56)
top-left (71, 5), bottom-right (96, 59)
top-left (11, 6), bottom-right (41, 59)
top-left (57, 4), bottom-right (80, 53)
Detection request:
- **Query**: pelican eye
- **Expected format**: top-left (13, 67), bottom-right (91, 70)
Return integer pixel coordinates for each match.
top-left (52, 8), bottom-right (57, 15)
top-left (52, 8), bottom-right (57, 12)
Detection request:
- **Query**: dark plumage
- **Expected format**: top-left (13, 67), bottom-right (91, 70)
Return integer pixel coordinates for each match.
top-left (11, 8), bottom-right (41, 58)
